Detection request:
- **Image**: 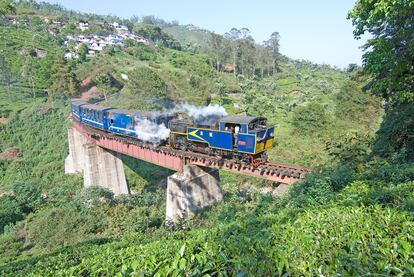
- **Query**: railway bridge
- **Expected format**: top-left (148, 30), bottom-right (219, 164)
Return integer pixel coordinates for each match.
top-left (65, 120), bottom-right (310, 222)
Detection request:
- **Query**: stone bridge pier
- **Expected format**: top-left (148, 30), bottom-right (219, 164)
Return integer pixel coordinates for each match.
top-left (65, 127), bottom-right (129, 195)
top-left (166, 165), bottom-right (223, 222)
top-left (65, 126), bottom-right (223, 221)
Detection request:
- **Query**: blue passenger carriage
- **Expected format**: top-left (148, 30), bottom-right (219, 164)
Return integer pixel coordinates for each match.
top-left (70, 99), bottom-right (87, 121)
top-left (78, 103), bottom-right (112, 130)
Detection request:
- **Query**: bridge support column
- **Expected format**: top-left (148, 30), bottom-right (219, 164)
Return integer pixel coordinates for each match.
top-left (83, 143), bottom-right (130, 195)
top-left (65, 127), bottom-right (129, 196)
top-left (65, 127), bottom-right (87, 174)
top-left (166, 165), bottom-right (223, 223)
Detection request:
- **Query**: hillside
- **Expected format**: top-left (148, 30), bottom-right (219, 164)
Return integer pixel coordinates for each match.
top-left (1, 0), bottom-right (414, 275)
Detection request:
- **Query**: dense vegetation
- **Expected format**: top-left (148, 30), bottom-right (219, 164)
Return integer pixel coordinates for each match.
top-left (0, 0), bottom-right (413, 275)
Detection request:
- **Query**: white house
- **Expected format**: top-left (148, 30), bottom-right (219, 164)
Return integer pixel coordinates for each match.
top-left (77, 21), bottom-right (89, 31)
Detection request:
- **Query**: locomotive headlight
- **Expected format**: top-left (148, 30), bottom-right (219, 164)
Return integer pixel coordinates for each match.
top-left (270, 132), bottom-right (274, 137)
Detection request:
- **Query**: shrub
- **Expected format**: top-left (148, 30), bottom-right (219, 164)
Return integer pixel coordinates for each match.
top-left (125, 67), bottom-right (168, 99)
top-left (0, 197), bottom-right (23, 233)
top-left (291, 102), bottom-right (330, 136)
top-left (10, 183), bottom-right (43, 213)
top-left (76, 186), bottom-right (114, 208)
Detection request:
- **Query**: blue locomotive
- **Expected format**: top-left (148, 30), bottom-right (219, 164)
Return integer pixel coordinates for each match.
top-left (70, 100), bottom-right (274, 164)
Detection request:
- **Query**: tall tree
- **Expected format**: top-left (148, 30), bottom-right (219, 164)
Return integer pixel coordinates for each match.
top-left (224, 28), bottom-right (241, 76)
top-left (49, 55), bottom-right (79, 98)
top-left (348, 0), bottom-right (414, 102)
top-left (264, 32), bottom-right (280, 76)
top-left (209, 33), bottom-right (224, 71)
top-left (349, 0), bottom-right (414, 160)
top-left (77, 43), bottom-right (88, 63)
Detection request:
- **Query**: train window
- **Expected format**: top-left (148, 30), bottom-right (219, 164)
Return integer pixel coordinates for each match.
top-left (110, 119), bottom-right (114, 124)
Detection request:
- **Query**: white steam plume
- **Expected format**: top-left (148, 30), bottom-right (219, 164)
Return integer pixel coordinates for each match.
top-left (176, 103), bottom-right (228, 126)
top-left (133, 103), bottom-right (228, 144)
top-left (134, 118), bottom-right (170, 144)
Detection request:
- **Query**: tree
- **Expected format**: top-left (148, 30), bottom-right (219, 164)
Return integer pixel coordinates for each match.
top-left (0, 0), bottom-right (15, 18)
top-left (224, 28), bottom-right (241, 76)
top-left (125, 67), bottom-right (168, 100)
top-left (348, 0), bottom-right (414, 102)
top-left (292, 102), bottom-right (330, 136)
top-left (95, 73), bottom-right (117, 101)
top-left (264, 32), bottom-right (280, 76)
top-left (77, 43), bottom-right (88, 63)
top-left (0, 57), bottom-right (15, 96)
top-left (349, 0), bottom-right (414, 161)
top-left (208, 33), bottom-right (224, 71)
top-left (49, 54), bottom-right (79, 98)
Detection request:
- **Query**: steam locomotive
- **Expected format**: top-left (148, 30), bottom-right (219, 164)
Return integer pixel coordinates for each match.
top-left (70, 100), bottom-right (275, 164)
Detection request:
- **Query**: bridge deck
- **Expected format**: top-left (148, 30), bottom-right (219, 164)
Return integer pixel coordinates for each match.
top-left (71, 119), bottom-right (310, 185)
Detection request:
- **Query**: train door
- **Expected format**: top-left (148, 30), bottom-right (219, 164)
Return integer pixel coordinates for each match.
top-left (103, 111), bottom-right (110, 130)
top-left (224, 123), bottom-right (241, 148)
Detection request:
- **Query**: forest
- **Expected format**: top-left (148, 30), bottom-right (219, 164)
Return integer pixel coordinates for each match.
top-left (0, 0), bottom-right (414, 275)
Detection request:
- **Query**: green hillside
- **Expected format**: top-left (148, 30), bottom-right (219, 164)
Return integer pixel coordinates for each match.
top-left (1, 0), bottom-right (414, 275)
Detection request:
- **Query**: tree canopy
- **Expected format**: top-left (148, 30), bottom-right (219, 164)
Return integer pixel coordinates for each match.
top-left (348, 0), bottom-right (414, 102)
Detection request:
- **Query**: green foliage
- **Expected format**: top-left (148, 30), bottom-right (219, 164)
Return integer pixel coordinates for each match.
top-left (0, 0), bottom-right (15, 17)
top-left (133, 24), bottom-right (181, 50)
top-left (348, 0), bottom-right (414, 102)
top-left (124, 41), bottom-right (156, 61)
top-left (0, 197), bottom-right (23, 233)
top-left (291, 102), bottom-right (330, 135)
top-left (125, 67), bottom-right (168, 100)
top-left (76, 187), bottom-right (114, 208)
top-left (49, 55), bottom-right (79, 98)
top-left (326, 131), bottom-right (372, 165)
top-left (10, 183), bottom-right (43, 213)
top-left (77, 43), bottom-right (88, 63)
top-left (95, 72), bottom-right (118, 100)
top-left (373, 102), bottom-right (414, 162)
top-left (335, 80), bottom-right (381, 129)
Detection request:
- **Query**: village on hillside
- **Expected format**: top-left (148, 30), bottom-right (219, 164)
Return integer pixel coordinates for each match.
top-left (6, 15), bottom-right (151, 59)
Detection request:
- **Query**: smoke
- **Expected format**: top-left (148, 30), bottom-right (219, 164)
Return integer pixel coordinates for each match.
top-left (134, 118), bottom-right (170, 144)
top-left (133, 103), bottom-right (228, 144)
top-left (175, 103), bottom-right (228, 126)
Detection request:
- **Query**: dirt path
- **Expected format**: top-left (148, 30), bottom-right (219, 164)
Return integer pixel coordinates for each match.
top-left (79, 77), bottom-right (99, 100)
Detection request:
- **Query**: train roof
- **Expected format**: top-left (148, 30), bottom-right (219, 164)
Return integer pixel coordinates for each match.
top-left (81, 104), bottom-right (113, 111)
top-left (219, 115), bottom-right (265, 124)
top-left (108, 108), bottom-right (164, 118)
top-left (70, 99), bottom-right (88, 106)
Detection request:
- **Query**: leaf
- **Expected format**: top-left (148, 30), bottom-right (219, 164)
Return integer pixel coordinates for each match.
top-left (179, 244), bottom-right (186, 257)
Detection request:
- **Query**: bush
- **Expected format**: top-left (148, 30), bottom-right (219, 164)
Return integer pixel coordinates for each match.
top-left (125, 67), bottom-right (168, 99)
top-left (10, 183), bottom-right (43, 213)
top-left (76, 186), bottom-right (114, 208)
top-left (291, 102), bottom-right (330, 136)
top-left (373, 102), bottom-right (414, 162)
top-left (125, 42), bottom-right (156, 61)
top-left (47, 187), bottom-right (72, 207)
top-left (0, 197), bottom-right (23, 233)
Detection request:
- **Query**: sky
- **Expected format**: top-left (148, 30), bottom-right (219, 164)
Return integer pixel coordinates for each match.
top-left (43, 0), bottom-right (366, 68)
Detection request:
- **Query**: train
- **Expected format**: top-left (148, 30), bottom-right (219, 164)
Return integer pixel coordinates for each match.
top-left (70, 99), bottom-right (275, 165)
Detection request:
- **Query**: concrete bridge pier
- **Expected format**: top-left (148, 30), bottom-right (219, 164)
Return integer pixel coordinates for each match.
top-left (166, 165), bottom-right (223, 223)
top-left (65, 127), bottom-right (87, 174)
top-left (83, 143), bottom-right (130, 195)
top-left (65, 127), bottom-right (129, 196)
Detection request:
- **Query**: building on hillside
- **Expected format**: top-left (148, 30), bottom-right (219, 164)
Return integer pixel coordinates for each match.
top-left (64, 52), bottom-right (78, 59)
top-left (77, 21), bottom-right (89, 31)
